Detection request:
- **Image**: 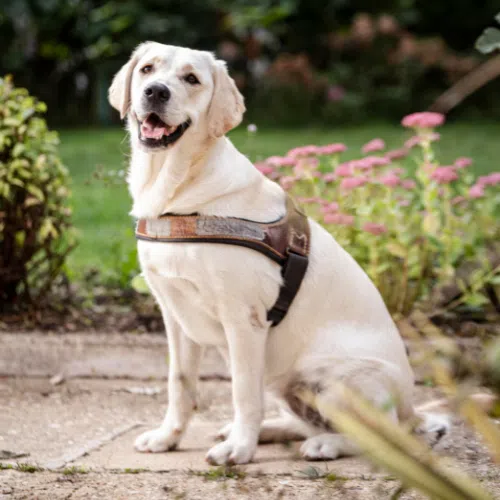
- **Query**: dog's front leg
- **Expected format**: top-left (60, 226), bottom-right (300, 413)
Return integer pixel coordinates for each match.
top-left (135, 315), bottom-right (202, 453)
top-left (206, 305), bottom-right (268, 465)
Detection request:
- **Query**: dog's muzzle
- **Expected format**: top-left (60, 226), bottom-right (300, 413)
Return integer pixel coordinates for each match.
top-left (138, 112), bottom-right (191, 149)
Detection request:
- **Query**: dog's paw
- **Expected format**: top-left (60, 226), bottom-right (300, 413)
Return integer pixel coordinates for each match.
top-left (134, 427), bottom-right (181, 453)
top-left (300, 434), bottom-right (341, 461)
top-left (206, 438), bottom-right (256, 465)
top-left (300, 434), bottom-right (359, 461)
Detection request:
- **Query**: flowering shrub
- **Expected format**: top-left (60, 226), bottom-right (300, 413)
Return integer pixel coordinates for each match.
top-left (255, 112), bottom-right (500, 316)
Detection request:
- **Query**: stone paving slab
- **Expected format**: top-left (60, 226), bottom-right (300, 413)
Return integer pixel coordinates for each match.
top-left (0, 332), bottom-right (228, 380)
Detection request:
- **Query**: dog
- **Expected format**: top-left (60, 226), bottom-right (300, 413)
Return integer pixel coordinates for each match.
top-left (108, 42), bottom-right (448, 465)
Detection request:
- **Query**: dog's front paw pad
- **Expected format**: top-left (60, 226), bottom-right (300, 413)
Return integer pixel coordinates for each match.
top-left (300, 435), bottom-right (340, 461)
top-left (134, 428), bottom-right (180, 453)
top-left (205, 440), bottom-right (255, 465)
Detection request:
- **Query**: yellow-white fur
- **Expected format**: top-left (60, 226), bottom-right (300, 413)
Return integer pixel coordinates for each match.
top-left (109, 43), bottom-right (442, 465)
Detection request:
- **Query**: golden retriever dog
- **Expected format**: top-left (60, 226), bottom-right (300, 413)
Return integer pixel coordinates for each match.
top-left (109, 42), bottom-right (447, 465)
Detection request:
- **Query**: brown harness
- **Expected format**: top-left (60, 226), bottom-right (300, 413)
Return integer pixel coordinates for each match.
top-left (135, 196), bottom-right (310, 326)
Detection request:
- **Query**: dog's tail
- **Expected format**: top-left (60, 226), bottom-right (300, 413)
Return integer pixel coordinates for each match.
top-left (413, 392), bottom-right (497, 444)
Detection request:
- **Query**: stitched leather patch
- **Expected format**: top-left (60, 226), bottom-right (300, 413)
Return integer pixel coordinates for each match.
top-left (170, 217), bottom-right (197, 237)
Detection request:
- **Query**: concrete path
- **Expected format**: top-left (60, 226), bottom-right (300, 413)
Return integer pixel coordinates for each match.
top-left (0, 333), bottom-right (499, 499)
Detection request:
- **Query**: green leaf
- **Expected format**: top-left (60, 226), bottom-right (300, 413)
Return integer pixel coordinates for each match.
top-left (489, 275), bottom-right (500, 285)
top-left (12, 143), bottom-right (25, 157)
top-left (9, 178), bottom-right (24, 188)
top-left (475, 27), bottom-right (500, 54)
top-left (131, 275), bottom-right (150, 294)
top-left (15, 231), bottom-right (26, 247)
top-left (24, 196), bottom-right (41, 208)
top-left (39, 218), bottom-right (58, 241)
top-left (463, 293), bottom-right (489, 308)
top-left (26, 184), bottom-right (45, 201)
top-left (386, 242), bottom-right (407, 258)
top-left (423, 213), bottom-right (439, 235)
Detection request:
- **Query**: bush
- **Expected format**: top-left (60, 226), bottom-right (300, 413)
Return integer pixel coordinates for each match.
top-left (0, 76), bottom-right (75, 308)
top-left (256, 112), bottom-right (500, 316)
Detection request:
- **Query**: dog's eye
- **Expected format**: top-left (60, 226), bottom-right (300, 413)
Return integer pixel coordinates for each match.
top-left (184, 73), bottom-right (200, 85)
top-left (140, 65), bottom-right (153, 74)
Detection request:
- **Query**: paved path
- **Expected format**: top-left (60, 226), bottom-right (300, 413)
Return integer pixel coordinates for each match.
top-left (0, 333), bottom-right (499, 499)
top-left (1, 377), bottom-right (499, 499)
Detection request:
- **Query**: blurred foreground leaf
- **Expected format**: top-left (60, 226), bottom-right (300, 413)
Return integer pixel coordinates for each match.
top-left (299, 389), bottom-right (493, 500)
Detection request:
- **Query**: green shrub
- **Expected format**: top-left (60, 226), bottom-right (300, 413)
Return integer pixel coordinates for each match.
top-left (0, 75), bottom-right (75, 307)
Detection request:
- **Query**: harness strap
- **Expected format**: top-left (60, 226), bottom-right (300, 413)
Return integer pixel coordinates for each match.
top-left (135, 195), bottom-right (310, 326)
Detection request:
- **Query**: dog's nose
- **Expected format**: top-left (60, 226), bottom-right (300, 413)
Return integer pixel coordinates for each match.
top-left (144, 83), bottom-right (171, 103)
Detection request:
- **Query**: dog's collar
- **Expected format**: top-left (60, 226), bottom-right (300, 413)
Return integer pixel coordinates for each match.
top-left (135, 195), bottom-right (310, 326)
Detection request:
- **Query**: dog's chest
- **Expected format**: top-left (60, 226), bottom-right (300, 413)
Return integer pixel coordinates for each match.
top-left (137, 238), bottom-right (282, 344)
top-left (138, 239), bottom-right (219, 301)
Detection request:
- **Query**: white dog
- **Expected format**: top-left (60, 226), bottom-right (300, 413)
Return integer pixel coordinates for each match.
top-left (109, 42), bottom-right (446, 465)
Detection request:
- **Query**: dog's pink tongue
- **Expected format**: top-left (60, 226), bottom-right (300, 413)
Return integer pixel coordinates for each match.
top-left (141, 121), bottom-right (166, 139)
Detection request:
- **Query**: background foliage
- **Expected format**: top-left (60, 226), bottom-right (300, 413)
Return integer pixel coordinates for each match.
top-left (1, 0), bottom-right (499, 125)
top-left (0, 76), bottom-right (74, 308)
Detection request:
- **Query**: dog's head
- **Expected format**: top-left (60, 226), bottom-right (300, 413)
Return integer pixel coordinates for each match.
top-left (109, 42), bottom-right (245, 150)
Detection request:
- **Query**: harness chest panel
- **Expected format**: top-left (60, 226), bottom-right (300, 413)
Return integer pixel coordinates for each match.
top-left (135, 196), bottom-right (310, 326)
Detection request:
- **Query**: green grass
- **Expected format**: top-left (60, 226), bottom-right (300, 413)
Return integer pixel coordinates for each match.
top-left (188, 465), bottom-right (247, 480)
top-left (59, 121), bottom-right (500, 276)
top-left (0, 462), bottom-right (44, 473)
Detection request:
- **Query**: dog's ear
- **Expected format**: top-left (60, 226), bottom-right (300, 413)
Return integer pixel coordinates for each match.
top-left (109, 43), bottom-right (151, 119)
top-left (207, 60), bottom-right (245, 138)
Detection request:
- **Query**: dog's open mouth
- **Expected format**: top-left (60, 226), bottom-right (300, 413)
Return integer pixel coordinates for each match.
top-left (139, 113), bottom-right (191, 148)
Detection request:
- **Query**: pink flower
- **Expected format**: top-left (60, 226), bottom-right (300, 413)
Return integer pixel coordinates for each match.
top-left (385, 148), bottom-right (409, 160)
top-left (327, 85), bottom-right (346, 102)
top-left (401, 112), bottom-right (445, 129)
top-left (430, 166), bottom-right (458, 184)
top-left (398, 199), bottom-right (411, 207)
top-left (478, 172), bottom-right (500, 186)
top-left (323, 173), bottom-right (336, 182)
top-left (362, 138), bottom-right (385, 154)
top-left (362, 222), bottom-right (388, 235)
top-left (469, 184), bottom-right (485, 198)
top-left (378, 173), bottom-right (400, 187)
top-left (254, 162), bottom-right (274, 175)
top-left (287, 145), bottom-right (319, 158)
top-left (335, 163), bottom-right (353, 177)
top-left (349, 159), bottom-right (372, 171)
top-left (454, 157), bottom-right (473, 169)
top-left (340, 176), bottom-right (368, 190)
top-left (265, 156), bottom-right (296, 167)
top-left (451, 196), bottom-right (466, 205)
top-left (357, 156), bottom-right (390, 169)
top-left (279, 176), bottom-right (296, 190)
top-left (320, 202), bottom-right (340, 214)
top-left (404, 136), bottom-right (421, 149)
top-left (317, 143), bottom-right (347, 155)
top-left (401, 179), bottom-right (417, 190)
top-left (324, 213), bottom-right (355, 226)
top-left (294, 158), bottom-right (320, 176)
